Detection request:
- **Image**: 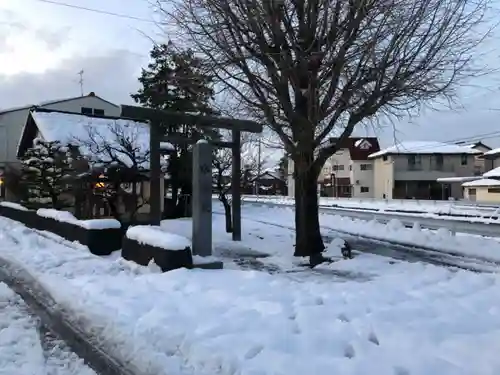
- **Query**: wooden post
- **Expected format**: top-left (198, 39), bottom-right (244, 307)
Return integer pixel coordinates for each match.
top-left (232, 130), bottom-right (241, 241)
top-left (149, 121), bottom-right (161, 225)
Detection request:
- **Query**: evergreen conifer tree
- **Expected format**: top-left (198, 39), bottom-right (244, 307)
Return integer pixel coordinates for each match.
top-left (19, 139), bottom-right (73, 209)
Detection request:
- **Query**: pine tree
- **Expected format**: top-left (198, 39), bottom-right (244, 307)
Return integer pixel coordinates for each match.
top-left (19, 139), bottom-right (73, 209)
top-left (132, 42), bottom-right (219, 215)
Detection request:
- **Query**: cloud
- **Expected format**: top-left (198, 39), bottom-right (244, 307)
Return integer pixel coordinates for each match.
top-left (0, 49), bottom-right (145, 110)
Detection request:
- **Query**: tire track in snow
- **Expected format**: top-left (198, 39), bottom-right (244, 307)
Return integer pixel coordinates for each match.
top-left (0, 282), bottom-right (95, 375)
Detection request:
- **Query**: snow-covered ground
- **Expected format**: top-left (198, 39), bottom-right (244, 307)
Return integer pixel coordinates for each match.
top-left (1, 204), bottom-right (500, 374)
top-left (0, 282), bottom-right (95, 375)
top-left (242, 195), bottom-right (500, 217)
top-left (224, 204), bottom-right (500, 263)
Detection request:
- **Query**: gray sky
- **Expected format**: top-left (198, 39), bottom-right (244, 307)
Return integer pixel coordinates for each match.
top-left (1, 0), bottom-right (500, 158)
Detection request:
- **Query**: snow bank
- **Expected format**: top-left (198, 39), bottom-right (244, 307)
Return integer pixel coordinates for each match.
top-left (237, 203), bottom-right (500, 262)
top-left (126, 225), bottom-right (191, 250)
top-left (78, 219), bottom-right (121, 230)
top-left (2, 214), bottom-right (500, 374)
top-left (36, 208), bottom-right (121, 229)
top-left (0, 201), bottom-right (28, 211)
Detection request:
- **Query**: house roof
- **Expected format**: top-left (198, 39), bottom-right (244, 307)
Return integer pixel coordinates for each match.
top-left (255, 171), bottom-right (284, 181)
top-left (483, 166), bottom-right (500, 178)
top-left (482, 147), bottom-right (500, 158)
top-left (455, 141), bottom-right (492, 151)
top-left (0, 92), bottom-right (119, 115)
top-left (328, 137), bottom-right (381, 161)
top-left (369, 141), bottom-right (481, 158)
top-left (462, 178), bottom-right (500, 187)
top-left (18, 108), bottom-right (173, 169)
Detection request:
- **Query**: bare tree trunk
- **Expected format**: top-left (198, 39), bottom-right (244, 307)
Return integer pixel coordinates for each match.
top-left (219, 195), bottom-right (233, 233)
top-left (293, 153), bottom-right (324, 258)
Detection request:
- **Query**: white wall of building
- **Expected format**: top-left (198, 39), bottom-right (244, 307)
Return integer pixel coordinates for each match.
top-left (350, 160), bottom-right (375, 198)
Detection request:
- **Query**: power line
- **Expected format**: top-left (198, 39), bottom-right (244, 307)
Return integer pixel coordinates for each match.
top-left (31, 0), bottom-right (156, 23)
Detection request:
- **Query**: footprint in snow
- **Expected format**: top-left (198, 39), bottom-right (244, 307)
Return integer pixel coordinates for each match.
top-left (244, 345), bottom-right (264, 360)
top-left (344, 344), bottom-right (355, 359)
top-left (337, 313), bottom-right (350, 322)
top-left (368, 331), bottom-right (380, 345)
top-left (394, 366), bottom-right (410, 375)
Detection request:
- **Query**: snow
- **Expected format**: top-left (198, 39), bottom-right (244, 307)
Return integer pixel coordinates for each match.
top-left (236, 203), bottom-right (500, 262)
top-left (159, 141), bottom-right (175, 150)
top-left (3, 204), bottom-right (500, 374)
top-left (30, 110), bottom-right (161, 169)
top-left (483, 147), bottom-right (500, 156)
top-left (483, 167), bottom-right (500, 178)
top-left (242, 195), bottom-right (498, 218)
top-left (436, 176), bottom-right (480, 183)
top-left (36, 208), bottom-right (121, 229)
top-left (126, 225), bottom-right (191, 250)
top-left (0, 201), bottom-right (28, 211)
top-left (462, 178), bottom-right (500, 187)
top-left (0, 282), bottom-right (96, 375)
top-left (196, 139), bottom-right (208, 144)
top-left (369, 141), bottom-right (481, 158)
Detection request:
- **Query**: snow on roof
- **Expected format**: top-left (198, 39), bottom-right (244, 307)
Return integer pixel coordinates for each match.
top-left (483, 166), bottom-right (500, 178)
top-left (462, 178), bottom-right (500, 187)
top-left (369, 141), bottom-right (481, 158)
top-left (31, 110), bottom-right (172, 169)
top-left (483, 147), bottom-right (500, 156)
top-left (436, 176), bottom-right (480, 183)
top-left (0, 93), bottom-right (118, 115)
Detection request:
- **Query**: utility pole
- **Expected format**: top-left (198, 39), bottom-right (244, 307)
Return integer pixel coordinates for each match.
top-left (256, 136), bottom-right (262, 195)
top-left (77, 70), bottom-right (84, 96)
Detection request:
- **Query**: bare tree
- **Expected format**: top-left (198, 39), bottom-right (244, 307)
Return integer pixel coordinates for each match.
top-left (213, 133), bottom-right (266, 232)
top-left (159, 0), bottom-right (492, 263)
top-left (75, 122), bottom-right (157, 222)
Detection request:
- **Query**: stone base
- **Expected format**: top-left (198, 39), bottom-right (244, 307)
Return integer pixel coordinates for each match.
top-left (192, 258), bottom-right (224, 270)
top-left (122, 236), bottom-right (193, 272)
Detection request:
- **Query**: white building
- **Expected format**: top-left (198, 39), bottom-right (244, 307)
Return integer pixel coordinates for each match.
top-left (287, 137), bottom-right (381, 198)
top-left (0, 92), bottom-right (120, 168)
top-left (0, 92), bottom-right (120, 199)
top-left (369, 141), bottom-right (480, 200)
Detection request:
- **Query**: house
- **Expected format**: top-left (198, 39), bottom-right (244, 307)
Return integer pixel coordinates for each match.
top-left (249, 171), bottom-right (287, 196)
top-left (461, 166), bottom-right (500, 202)
top-left (16, 107), bottom-right (172, 218)
top-left (0, 92), bottom-right (120, 170)
top-left (287, 137), bottom-right (380, 198)
top-left (455, 141), bottom-right (493, 174)
top-left (479, 146), bottom-right (500, 172)
top-left (369, 141), bottom-right (481, 200)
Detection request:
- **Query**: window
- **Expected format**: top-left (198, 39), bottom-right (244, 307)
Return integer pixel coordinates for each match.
top-left (360, 164), bottom-right (373, 171)
top-left (382, 155), bottom-right (388, 161)
top-left (81, 107), bottom-right (105, 116)
top-left (488, 188), bottom-right (500, 194)
top-left (408, 155), bottom-right (422, 170)
top-left (468, 188), bottom-right (477, 195)
top-left (433, 154), bottom-right (444, 170)
top-left (461, 154), bottom-right (468, 165)
top-left (332, 165), bottom-right (344, 171)
top-left (349, 165), bottom-right (352, 171)
top-left (360, 186), bottom-right (370, 193)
